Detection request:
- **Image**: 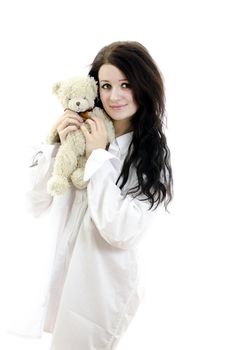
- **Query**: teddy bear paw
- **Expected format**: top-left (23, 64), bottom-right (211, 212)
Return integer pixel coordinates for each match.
top-left (47, 175), bottom-right (70, 196)
top-left (71, 169), bottom-right (88, 190)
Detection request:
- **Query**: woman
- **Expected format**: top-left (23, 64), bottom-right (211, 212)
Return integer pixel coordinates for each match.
top-left (27, 41), bottom-right (173, 349)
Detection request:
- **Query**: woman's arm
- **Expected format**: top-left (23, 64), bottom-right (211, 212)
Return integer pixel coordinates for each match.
top-left (26, 110), bottom-right (84, 217)
top-left (84, 149), bottom-right (155, 250)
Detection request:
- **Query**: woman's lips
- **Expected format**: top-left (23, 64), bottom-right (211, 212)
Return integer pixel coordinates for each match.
top-left (110, 105), bottom-right (126, 110)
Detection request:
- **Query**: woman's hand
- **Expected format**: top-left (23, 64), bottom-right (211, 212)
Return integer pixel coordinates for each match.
top-left (80, 116), bottom-right (108, 158)
top-left (54, 109), bottom-right (84, 144)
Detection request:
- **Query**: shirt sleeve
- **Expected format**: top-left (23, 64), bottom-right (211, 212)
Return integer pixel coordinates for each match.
top-left (84, 149), bottom-right (155, 250)
top-left (25, 143), bottom-right (59, 217)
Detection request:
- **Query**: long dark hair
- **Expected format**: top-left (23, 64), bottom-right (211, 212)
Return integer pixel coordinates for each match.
top-left (89, 41), bottom-right (173, 210)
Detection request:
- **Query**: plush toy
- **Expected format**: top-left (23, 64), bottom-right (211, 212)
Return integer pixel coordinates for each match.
top-left (47, 75), bottom-right (115, 196)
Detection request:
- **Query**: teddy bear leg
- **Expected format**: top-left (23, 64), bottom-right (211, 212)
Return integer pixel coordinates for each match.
top-left (47, 174), bottom-right (71, 196)
top-left (71, 168), bottom-right (88, 190)
top-left (71, 156), bottom-right (88, 190)
top-left (70, 156), bottom-right (87, 190)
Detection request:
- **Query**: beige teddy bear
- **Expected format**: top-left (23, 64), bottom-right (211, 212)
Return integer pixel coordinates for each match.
top-left (47, 75), bottom-right (115, 196)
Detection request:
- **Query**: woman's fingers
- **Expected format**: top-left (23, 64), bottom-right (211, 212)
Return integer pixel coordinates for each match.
top-left (85, 116), bottom-right (107, 133)
top-left (84, 118), bottom-right (97, 133)
top-left (80, 117), bottom-right (108, 158)
top-left (58, 125), bottom-right (78, 144)
top-left (92, 116), bottom-right (108, 134)
top-left (55, 112), bottom-right (107, 148)
top-left (56, 110), bottom-right (84, 143)
top-left (58, 117), bottom-right (80, 131)
top-left (79, 124), bottom-right (89, 139)
top-left (64, 109), bottom-right (84, 124)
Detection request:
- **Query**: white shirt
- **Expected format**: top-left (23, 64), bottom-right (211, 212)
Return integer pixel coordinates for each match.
top-left (25, 132), bottom-right (156, 350)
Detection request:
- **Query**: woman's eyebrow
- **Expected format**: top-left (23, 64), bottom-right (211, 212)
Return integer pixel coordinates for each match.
top-left (100, 79), bottom-right (128, 82)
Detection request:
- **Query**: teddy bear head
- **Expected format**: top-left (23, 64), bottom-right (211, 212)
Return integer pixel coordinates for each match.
top-left (52, 75), bottom-right (98, 113)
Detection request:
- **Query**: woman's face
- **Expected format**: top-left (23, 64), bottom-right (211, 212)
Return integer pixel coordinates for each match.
top-left (98, 64), bottom-right (138, 133)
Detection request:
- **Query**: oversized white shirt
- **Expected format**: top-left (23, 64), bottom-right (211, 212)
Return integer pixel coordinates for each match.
top-left (25, 132), bottom-right (156, 350)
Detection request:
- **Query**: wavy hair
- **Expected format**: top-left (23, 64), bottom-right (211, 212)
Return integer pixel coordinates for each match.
top-left (89, 41), bottom-right (173, 210)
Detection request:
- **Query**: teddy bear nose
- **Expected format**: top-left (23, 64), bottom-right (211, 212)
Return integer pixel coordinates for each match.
top-left (76, 101), bottom-right (80, 106)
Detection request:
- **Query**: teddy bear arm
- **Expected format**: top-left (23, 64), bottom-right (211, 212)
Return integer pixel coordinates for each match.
top-left (71, 129), bottom-right (87, 156)
top-left (52, 143), bottom-right (79, 178)
top-left (47, 132), bottom-right (85, 196)
top-left (47, 140), bottom-right (79, 196)
top-left (46, 127), bottom-right (60, 144)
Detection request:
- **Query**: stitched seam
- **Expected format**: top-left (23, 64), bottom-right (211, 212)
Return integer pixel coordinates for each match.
top-left (104, 287), bottom-right (138, 350)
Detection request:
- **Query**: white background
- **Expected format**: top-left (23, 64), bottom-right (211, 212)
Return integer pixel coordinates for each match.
top-left (0, 0), bottom-right (231, 349)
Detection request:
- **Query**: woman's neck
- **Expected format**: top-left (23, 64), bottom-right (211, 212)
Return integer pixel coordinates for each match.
top-left (113, 120), bottom-right (133, 137)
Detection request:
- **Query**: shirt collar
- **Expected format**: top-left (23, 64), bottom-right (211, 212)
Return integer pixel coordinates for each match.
top-left (114, 131), bottom-right (133, 156)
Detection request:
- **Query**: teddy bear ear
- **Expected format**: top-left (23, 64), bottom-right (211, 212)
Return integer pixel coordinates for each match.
top-left (89, 76), bottom-right (98, 95)
top-left (52, 82), bottom-right (61, 94)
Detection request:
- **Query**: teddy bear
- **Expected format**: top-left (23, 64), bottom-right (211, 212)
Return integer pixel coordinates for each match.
top-left (46, 75), bottom-right (115, 196)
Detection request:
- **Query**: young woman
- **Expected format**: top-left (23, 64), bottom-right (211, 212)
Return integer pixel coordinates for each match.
top-left (27, 41), bottom-right (173, 349)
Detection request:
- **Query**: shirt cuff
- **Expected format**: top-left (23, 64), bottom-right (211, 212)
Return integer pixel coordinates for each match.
top-left (29, 143), bottom-right (59, 167)
top-left (83, 149), bottom-right (118, 182)
top-left (40, 143), bottom-right (59, 161)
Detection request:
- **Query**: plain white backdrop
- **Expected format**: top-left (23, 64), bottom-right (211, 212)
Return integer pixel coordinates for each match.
top-left (0, 0), bottom-right (231, 349)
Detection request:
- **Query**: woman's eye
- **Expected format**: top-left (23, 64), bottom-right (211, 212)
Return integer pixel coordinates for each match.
top-left (121, 82), bottom-right (130, 89)
top-left (101, 83), bottom-right (111, 89)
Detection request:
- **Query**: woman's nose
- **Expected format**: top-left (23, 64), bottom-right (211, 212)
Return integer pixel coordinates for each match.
top-left (110, 87), bottom-right (120, 101)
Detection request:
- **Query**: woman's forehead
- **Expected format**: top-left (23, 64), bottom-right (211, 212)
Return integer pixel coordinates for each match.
top-left (98, 64), bottom-right (127, 82)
